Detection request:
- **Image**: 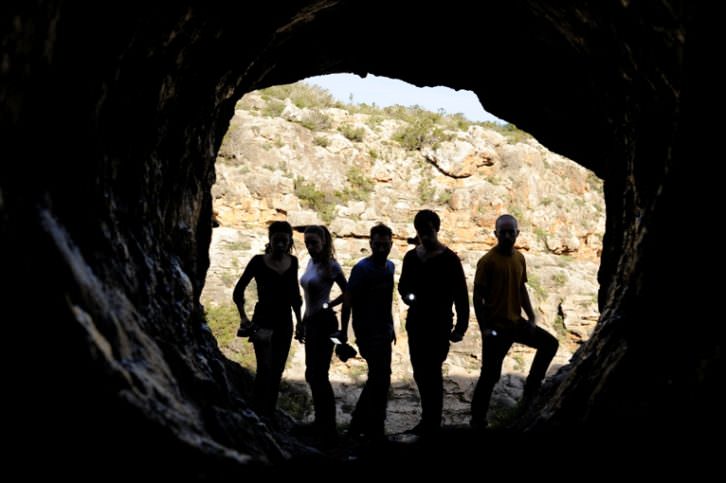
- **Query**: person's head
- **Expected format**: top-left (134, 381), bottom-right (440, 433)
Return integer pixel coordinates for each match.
top-left (369, 223), bottom-right (393, 261)
top-left (266, 220), bottom-right (294, 255)
top-left (304, 225), bottom-right (335, 262)
top-left (413, 209), bottom-right (440, 249)
top-left (494, 214), bottom-right (519, 253)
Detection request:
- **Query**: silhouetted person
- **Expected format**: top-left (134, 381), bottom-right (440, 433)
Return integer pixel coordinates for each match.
top-left (233, 221), bottom-right (302, 418)
top-left (470, 214), bottom-right (559, 429)
top-left (298, 225), bottom-right (347, 442)
top-left (398, 210), bottom-right (469, 435)
top-left (340, 223), bottom-right (395, 442)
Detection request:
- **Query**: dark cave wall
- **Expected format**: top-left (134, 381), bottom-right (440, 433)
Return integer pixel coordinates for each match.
top-left (3, 2), bottom-right (302, 474)
top-left (1, 0), bottom-right (720, 473)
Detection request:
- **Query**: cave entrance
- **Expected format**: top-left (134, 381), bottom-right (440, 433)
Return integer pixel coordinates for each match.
top-left (202, 75), bottom-right (604, 432)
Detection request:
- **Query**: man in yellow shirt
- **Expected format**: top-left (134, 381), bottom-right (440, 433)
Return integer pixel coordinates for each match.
top-left (470, 214), bottom-right (559, 429)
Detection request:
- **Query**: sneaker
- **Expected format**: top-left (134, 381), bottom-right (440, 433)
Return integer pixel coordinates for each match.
top-left (404, 422), bottom-right (425, 435)
top-left (404, 421), bottom-right (439, 436)
top-left (237, 322), bottom-right (254, 338)
top-left (347, 425), bottom-right (366, 441)
top-left (470, 418), bottom-right (489, 431)
top-left (520, 381), bottom-right (541, 409)
top-left (317, 428), bottom-right (339, 449)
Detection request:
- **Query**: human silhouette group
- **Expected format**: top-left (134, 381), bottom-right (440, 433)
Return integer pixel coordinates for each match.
top-left (231, 210), bottom-right (559, 445)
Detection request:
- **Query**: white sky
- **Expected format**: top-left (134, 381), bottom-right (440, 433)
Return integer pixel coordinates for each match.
top-left (304, 73), bottom-right (503, 123)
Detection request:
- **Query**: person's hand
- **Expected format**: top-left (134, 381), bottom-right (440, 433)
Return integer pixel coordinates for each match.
top-left (402, 293), bottom-right (416, 306)
top-left (237, 316), bottom-right (253, 338)
top-left (295, 324), bottom-right (305, 343)
top-left (449, 329), bottom-right (464, 343)
top-left (330, 330), bottom-right (347, 344)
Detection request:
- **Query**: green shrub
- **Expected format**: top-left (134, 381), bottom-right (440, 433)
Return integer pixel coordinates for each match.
top-left (526, 272), bottom-right (546, 300)
top-left (294, 177), bottom-right (327, 211)
top-left (552, 272), bottom-right (567, 287)
top-left (294, 177), bottom-right (336, 224)
top-left (205, 304), bottom-right (257, 369)
top-left (313, 136), bottom-right (330, 147)
top-left (344, 166), bottom-right (374, 199)
top-left (438, 189), bottom-right (452, 204)
top-left (475, 121), bottom-right (531, 143)
top-left (339, 124), bottom-right (366, 142)
top-left (260, 82), bottom-right (335, 108)
top-left (510, 206), bottom-right (525, 225)
top-left (261, 99), bottom-right (285, 117)
top-left (418, 177), bottom-right (435, 203)
top-left (351, 103), bottom-right (383, 116)
top-left (296, 166), bottom-right (374, 223)
top-left (298, 110), bottom-right (332, 131)
top-left (441, 112), bottom-right (471, 131)
top-left (393, 117), bottom-right (453, 151)
top-left (224, 240), bottom-right (251, 251)
top-left (365, 115), bottom-right (384, 129)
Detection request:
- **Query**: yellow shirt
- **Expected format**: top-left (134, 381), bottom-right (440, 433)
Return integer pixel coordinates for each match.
top-left (474, 247), bottom-right (527, 327)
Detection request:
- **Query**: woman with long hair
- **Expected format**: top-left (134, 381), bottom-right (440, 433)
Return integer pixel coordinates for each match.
top-left (298, 225), bottom-right (347, 442)
top-left (233, 221), bottom-right (302, 418)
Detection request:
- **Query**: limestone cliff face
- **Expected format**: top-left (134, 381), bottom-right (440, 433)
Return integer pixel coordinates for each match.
top-left (1, 1), bottom-right (719, 476)
top-left (204, 89), bottom-right (604, 430)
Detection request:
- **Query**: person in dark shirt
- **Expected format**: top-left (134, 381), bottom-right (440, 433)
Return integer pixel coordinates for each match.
top-left (233, 221), bottom-right (302, 418)
top-left (470, 214), bottom-right (559, 429)
top-left (398, 210), bottom-right (469, 435)
top-left (340, 223), bottom-right (395, 442)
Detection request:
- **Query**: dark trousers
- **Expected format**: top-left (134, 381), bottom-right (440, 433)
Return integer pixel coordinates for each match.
top-left (471, 323), bottom-right (559, 424)
top-left (350, 338), bottom-right (392, 436)
top-left (408, 329), bottom-right (451, 430)
top-left (252, 322), bottom-right (293, 417)
top-left (304, 311), bottom-right (337, 432)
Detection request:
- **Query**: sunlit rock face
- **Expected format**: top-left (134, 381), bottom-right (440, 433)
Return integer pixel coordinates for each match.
top-left (1, 1), bottom-right (718, 476)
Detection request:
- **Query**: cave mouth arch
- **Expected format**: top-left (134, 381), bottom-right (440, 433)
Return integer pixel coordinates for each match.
top-left (204, 78), bottom-right (605, 434)
top-left (3, 2), bottom-right (718, 477)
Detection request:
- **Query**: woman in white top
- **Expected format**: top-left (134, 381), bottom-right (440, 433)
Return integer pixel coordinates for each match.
top-left (298, 225), bottom-right (347, 442)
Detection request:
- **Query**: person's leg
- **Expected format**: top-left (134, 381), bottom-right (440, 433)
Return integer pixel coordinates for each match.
top-left (253, 336), bottom-right (274, 416)
top-left (267, 324), bottom-right (292, 413)
top-left (361, 339), bottom-right (392, 438)
top-left (349, 343), bottom-right (370, 436)
top-left (409, 332), bottom-right (449, 432)
top-left (407, 332), bottom-right (427, 431)
top-left (471, 333), bottom-right (513, 427)
top-left (513, 324), bottom-right (559, 403)
top-left (304, 320), bottom-right (336, 435)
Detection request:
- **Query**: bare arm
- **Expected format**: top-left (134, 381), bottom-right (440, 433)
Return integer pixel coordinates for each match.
top-left (232, 257), bottom-right (257, 323)
top-left (473, 259), bottom-right (488, 329)
top-left (339, 291), bottom-right (352, 343)
top-left (328, 271), bottom-right (348, 308)
top-left (290, 255), bottom-right (303, 326)
top-left (398, 252), bottom-right (413, 304)
top-left (292, 303), bottom-right (302, 327)
top-left (451, 256), bottom-right (469, 341)
top-left (473, 284), bottom-right (486, 327)
top-left (521, 283), bottom-right (536, 324)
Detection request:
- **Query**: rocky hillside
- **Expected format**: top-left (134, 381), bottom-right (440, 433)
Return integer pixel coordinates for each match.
top-left (203, 83), bottom-right (605, 430)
